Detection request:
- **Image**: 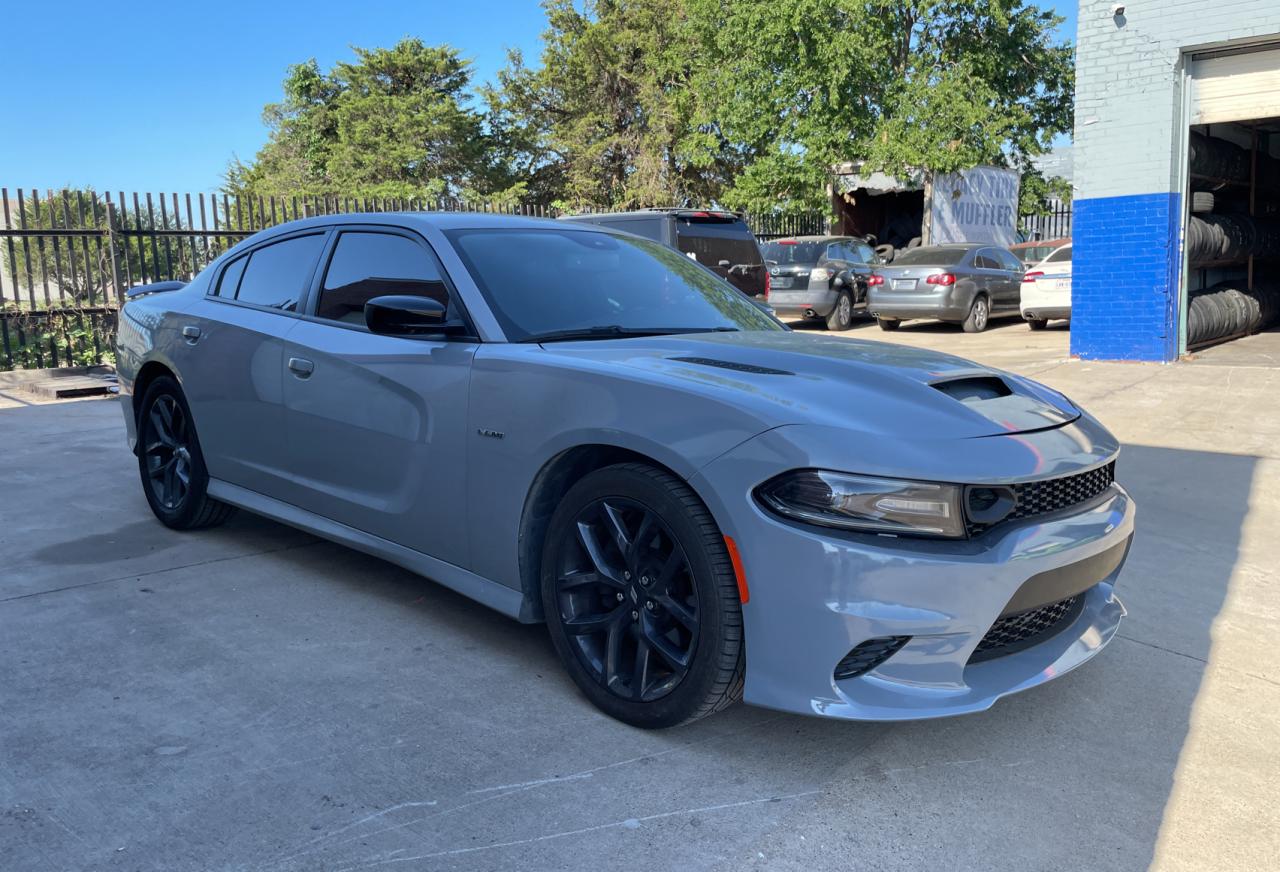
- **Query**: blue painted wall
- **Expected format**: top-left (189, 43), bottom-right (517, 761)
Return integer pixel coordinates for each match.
top-left (1070, 193), bottom-right (1182, 362)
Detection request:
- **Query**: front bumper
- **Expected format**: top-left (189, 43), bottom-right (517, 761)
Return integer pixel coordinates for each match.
top-left (691, 419), bottom-right (1134, 721)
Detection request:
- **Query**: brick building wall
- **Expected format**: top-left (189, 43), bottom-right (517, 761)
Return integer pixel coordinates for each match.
top-left (1072, 0), bottom-right (1279, 361)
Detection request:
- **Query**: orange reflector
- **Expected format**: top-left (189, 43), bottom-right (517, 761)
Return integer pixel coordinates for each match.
top-left (723, 535), bottom-right (749, 604)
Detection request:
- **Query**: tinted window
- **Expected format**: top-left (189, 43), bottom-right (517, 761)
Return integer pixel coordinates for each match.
top-left (675, 220), bottom-right (762, 268)
top-left (445, 228), bottom-right (782, 340)
top-left (994, 249), bottom-right (1022, 271)
top-left (853, 242), bottom-right (877, 263)
top-left (1046, 245), bottom-right (1072, 263)
top-left (762, 241), bottom-right (824, 263)
top-left (235, 234), bottom-right (326, 311)
top-left (974, 251), bottom-right (1000, 269)
top-left (892, 246), bottom-right (969, 266)
top-left (318, 232), bottom-right (445, 324)
top-left (216, 255), bottom-right (247, 297)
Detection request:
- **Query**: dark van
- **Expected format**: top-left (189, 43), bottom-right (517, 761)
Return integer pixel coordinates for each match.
top-left (560, 209), bottom-right (769, 300)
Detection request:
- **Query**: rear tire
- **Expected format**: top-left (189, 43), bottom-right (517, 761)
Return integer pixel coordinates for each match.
top-left (825, 290), bottom-right (854, 331)
top-left (540, 463), bottom-right (744, 728)
top-left (962, 296), bottom-right (990, 333)
top-left (1026, 318), bottom-right (1048, 331)
top-left (877, 318), bottom-right (901, 331)
top-left (136, 376), bottom-right (235, 530)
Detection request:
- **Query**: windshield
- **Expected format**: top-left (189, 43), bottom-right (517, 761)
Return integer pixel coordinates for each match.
top-left (444, 228), bottom-right (784, 341)
top-left (762, 241), bottom-right (824, 263)
top-left (891, 246), bottom-right (969, 266)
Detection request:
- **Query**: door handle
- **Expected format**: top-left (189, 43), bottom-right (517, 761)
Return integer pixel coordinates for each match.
top-left (181, 325), bottom-right (201, 344)
top-left (287, 357), bottom-right (314, 378)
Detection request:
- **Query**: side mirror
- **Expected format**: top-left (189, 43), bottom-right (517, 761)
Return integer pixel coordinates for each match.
top-left (365, 295), bottom-right (464, 336)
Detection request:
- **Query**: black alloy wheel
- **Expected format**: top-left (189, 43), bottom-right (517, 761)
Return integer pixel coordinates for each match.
top-left (143, 393), bottom-right (193, 511)
top-left (136, 376), bottom-right (235, 530)
top-left (555, 497), bottom-right (698, 702)
top-left (541, 463), bottom-right (744, 728)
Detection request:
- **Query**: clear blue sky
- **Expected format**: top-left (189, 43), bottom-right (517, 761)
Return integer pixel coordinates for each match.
top-left (0, 0), bottom-right (1078, 194)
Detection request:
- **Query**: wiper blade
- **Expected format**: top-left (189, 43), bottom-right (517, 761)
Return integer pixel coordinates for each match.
top-left (520, 325), bottom-right (739, 343)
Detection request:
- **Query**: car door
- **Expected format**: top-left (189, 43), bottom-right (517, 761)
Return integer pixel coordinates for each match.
top-left (278, 226), bottom-right (478, 567)
top-left (178, 231), bottom-right (328, 497)
top-left (992, 247), bottom-right (1026, 309)
top-left (975, 248), bottom-right (1014, 311)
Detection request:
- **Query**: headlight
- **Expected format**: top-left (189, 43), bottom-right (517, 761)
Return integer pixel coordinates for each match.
top-left (756, 470), bottom-right (966, 538)
top-left (809, 268), bottom-right (833, 282)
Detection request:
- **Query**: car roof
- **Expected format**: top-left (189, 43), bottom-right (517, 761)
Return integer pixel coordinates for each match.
top-left (561, 208), bottom-right (745, 221)
top-left (241, 211), bottom-right (611, 240)
top-left (763, 235), bottom-right (864, 243)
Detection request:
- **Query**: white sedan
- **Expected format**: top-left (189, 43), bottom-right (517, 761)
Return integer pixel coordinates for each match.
top-left (1020, 242), bottom-right (1072, 329)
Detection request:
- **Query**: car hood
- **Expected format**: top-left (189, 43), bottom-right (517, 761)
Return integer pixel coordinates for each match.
top-left (539, 331), bottom-right (1079, 439)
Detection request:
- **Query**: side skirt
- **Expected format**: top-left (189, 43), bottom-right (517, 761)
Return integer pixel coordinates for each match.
top-left (206, 478), bottom-right (534, 622)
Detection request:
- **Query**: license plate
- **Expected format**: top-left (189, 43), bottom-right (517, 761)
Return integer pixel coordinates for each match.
top-left (892, 278), bottom-right (917, 290)
top-left (772, 277), bottom-right (794, 289)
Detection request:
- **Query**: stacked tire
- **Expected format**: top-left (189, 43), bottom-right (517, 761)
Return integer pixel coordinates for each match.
top-left (1186, 281), bottom-right (1280, 347)
top-left (1186, 214), bottom-right (1280, 265)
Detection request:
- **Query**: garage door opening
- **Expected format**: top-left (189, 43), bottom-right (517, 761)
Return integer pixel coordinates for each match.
top-left (1183, 45), bottom-right (1280, 356)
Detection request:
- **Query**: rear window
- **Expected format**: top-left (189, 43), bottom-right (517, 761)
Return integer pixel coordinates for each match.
top-left (762, 241), bottom-right (824, 263)
top-left (1046, 245), bottom-right (1072, 263)
top-left (675, 218), bottom-right (761, 268)
top-left (892, 246), bottom-right (969, 266)
top-left (234, 234), bottom-right (327, 311)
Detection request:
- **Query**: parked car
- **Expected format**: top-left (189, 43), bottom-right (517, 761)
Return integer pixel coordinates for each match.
top-left (560, 208), bottom-right (768, 301)
top-left (867, 243), bottom-right (1025, 333)
top-left (760, 235), bottom-right (880, 331)
top-left (1020, 243), bottom-right (1073, 329)
top-left (116, 213), bottom-right (1132, 728)
top-left (1010, 237), bottom-right (1069, 266)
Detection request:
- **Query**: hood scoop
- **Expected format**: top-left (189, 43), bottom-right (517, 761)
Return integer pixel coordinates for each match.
top-left (669, 356), bottom-right (793, 376)
top-left (930, 375), bottom-right (1012, 403)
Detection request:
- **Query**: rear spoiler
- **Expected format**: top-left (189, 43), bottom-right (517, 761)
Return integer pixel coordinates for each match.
top-left (126, 280), bottom-right (186, 300)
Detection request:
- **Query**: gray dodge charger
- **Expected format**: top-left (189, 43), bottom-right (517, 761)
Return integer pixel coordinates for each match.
top-left (116, 213), bottom-right (1134, 728)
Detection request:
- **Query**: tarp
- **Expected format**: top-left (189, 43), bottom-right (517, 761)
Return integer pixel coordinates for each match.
top-left (929, 167), bottom-right (1020, 246)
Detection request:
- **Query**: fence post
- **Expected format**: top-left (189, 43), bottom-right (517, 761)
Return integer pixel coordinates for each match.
top-left (106, 202), bottom-right (124, 304)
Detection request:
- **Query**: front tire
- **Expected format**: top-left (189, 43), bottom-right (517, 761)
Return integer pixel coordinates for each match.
top-left (825, 290), bottom-right (854, 331)
top-left (540, 463), bottom-right (744, 728)
top-left (877, 318), bottom-right (901, 331)
top-left (1026, 318), bottom-right (1048, 331)
top-left (962, 295), bottom-right (990, 333)
top-left (136, 376), bottom-right (235, 530)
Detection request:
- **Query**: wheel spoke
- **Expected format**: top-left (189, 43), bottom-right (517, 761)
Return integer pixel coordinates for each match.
top-left (656, 594), bottom-right (697, 632)
top-left (162, 461), bottom-right (177, 507)
top-left (641, 621), bottom-right (691, 674)
top-left (601, 502), bottom-right (632, 558)
top-left (149, 406), bottom-right (174, 447)
top-left (628, 511), bottom-right (656, 563)
top-left (148, 457), bottom-right (172, 481)
top-left (652, 547), bottom-right (685, 594)
top-left (631, 639), bottom-right (652, 699)
top-left (603, 621), bottom-right (625, 689)
top-left (575, 522), bottom-right (625, 584)
top-left (558, 568), bottom-right (619, 590)
top-left (563, 605), bottom-right (624, 636)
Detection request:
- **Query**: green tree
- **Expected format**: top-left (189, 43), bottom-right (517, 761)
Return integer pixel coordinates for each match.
top-left (689, 0), bottom-right (1075, 214)
top-left (229, 39), bottom-right (521, 202)
top-left (486, 0), bottom-right (742, 210)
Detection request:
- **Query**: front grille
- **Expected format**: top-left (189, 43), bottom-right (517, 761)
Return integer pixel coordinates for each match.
top-left (969, 595), bottom-right (1083, 663)
top-left (833, 635), bottom-right (910, 680)
top-left (967, 461), bottom-right (1115, 536)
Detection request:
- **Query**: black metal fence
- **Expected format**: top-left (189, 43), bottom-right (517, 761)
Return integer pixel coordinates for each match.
top-left (1019, 201), bottom-right (1072, 241)
top-left (0, 188), bottom-right (828, 370)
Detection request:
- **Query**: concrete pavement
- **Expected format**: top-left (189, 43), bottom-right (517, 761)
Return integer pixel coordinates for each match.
top-left (1, 323), bottom-right (1277, 871)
